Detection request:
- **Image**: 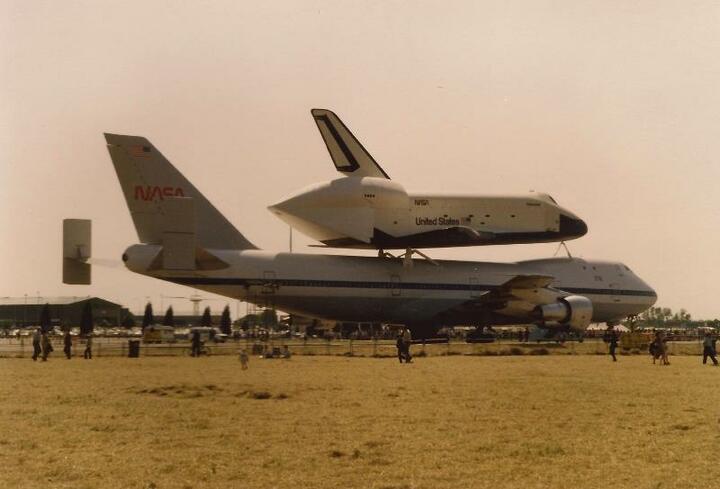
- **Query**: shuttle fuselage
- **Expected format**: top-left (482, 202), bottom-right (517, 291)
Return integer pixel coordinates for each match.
top-left (270, 177), bottom-right (587, 249)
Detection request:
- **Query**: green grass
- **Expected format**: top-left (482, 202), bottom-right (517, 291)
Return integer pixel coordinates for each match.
top-left (1, 355), bottom-right (718, 488)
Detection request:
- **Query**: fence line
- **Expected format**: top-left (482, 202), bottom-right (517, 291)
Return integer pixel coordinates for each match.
top-left (0, 337), bottom-right (706, 359)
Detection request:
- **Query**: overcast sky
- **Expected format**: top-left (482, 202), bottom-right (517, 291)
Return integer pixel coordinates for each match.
top-left (3, 1), bottom-right (719, 319)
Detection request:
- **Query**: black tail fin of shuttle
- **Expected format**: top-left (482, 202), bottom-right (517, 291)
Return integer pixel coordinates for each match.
top-left (311, 109), bottom-right (390, 179)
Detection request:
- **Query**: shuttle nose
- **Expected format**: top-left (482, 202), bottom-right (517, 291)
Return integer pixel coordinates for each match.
top-left (267, 201), bottom-right (282, 214)
top-left (268, 186), bottom-right (319, 216)
top-left (268, 196), bottom-right (295, 216)
top-left (559, 214), bottom-right (588, 238)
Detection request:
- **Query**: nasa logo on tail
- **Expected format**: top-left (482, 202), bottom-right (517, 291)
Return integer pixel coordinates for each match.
top-left (133, 186), bottom-right (185, 201)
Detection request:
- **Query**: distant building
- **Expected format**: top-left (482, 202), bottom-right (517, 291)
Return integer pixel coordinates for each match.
top-left (0, 296), bottom-right (127, 327)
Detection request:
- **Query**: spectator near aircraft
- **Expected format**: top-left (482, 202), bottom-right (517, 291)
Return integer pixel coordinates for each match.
top-left (396, 332), bottom-right (405, 363)
top-left (239, 350), bottom-right (249, 370)
top-left (604, 326), bottom-right (618, 362)
top-left (83, 334), bottom-right (93, 359)
top-left (402, 327), bottom-right (413, 363)
top-left (63, 331), bottom-right (72, 359)
top-left (31, 328), bottom-right (41, 361)
top-left (702, 332), bottom-right (718, 366)
top-left (41, 331), bottom-right (52, 361)
top-left (191, 329), bottom-right (202, 357)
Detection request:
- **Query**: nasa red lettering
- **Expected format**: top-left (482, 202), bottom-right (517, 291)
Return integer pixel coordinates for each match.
top-left (133, 185), bottom-right (185, 201)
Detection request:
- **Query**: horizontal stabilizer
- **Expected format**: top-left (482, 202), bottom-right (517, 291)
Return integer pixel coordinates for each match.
top-left (311, 109), bottom-right (390, 179)
top-left (63, 219), bottom-right (91, 284)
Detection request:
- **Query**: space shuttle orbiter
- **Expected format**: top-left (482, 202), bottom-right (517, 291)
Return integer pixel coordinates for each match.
top-left (268, 109), bottom-right (587, 250)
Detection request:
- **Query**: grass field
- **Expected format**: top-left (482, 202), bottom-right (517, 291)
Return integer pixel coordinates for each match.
top-left (2, 354), bottom-right (719, 489)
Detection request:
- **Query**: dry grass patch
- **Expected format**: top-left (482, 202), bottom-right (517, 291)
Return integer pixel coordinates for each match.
top-left (1, 355), bottom-right (719, 488)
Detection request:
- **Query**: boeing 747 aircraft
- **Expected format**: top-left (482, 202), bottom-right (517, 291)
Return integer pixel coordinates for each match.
top-left (63, 134), bottom-right (656, 338)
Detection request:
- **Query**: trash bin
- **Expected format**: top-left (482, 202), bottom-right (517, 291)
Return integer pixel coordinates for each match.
top-left (128, 339), bottom-right (140, 358)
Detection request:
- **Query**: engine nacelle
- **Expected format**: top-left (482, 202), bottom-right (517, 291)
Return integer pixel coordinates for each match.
top-left (535, 295), bottom-right (593, 332)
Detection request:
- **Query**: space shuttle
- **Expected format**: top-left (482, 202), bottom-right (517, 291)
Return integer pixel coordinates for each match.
top-left (268, 109), bottom-right (588, 251)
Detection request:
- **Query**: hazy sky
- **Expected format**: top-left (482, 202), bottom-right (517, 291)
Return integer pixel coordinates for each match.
top-left (3, 1), bottom-right (719, 319)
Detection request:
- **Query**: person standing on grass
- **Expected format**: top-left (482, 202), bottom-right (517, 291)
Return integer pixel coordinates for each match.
top-left (395, 332), bottom-right (405, 363)
top-left (702, 332), bottom-right (718, 366)
top-left (63, 331), bottom-right (72, 359)
top-left (83, 333), bottom-right (93, 359)
top-left (31, 327), bottom-right (42, 361)
top-left (191, 329), bottom-right (201, 357)
top-left (239, 349), bottom-right (249, 370)
top-left (649, 336), bottom-right (659, 364)
top-left (41, 330), bottom-right (52, 361)
top-left (605, 326), bottom-right (618, 362)
top-left (656, 331), bottom-right (670, 366)
top-left (402, 327), bottom-right (413, 363)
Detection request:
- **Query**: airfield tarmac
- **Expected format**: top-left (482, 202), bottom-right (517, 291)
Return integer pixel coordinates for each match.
top-left (2, 355), bottom-right (718, 489)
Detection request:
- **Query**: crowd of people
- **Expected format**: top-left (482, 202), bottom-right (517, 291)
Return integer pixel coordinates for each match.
top-left (604, 326), bottom-right (718, 366)
top-left (31, 327), bottom-right (93, 361)
top-left (27, 323), bottom-right (720, 367)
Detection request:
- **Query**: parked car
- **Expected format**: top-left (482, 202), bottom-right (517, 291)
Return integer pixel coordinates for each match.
top-left (143, 325), bottom-right (177, 344)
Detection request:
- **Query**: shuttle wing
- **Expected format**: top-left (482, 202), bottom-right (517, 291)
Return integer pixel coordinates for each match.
top-left (311, 109), bottom-right (391, 179)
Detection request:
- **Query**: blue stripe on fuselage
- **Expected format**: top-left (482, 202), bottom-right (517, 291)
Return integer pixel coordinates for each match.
top-left (164, 276), bottom-right (657, 298)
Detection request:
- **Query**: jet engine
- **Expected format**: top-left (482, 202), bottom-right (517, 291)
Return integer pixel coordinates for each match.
top-left (534, 295), bottom-right (593, 332)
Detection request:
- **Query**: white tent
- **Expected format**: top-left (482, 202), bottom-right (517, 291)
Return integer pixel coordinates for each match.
top-left (586, 323), bottom-right (630, 332)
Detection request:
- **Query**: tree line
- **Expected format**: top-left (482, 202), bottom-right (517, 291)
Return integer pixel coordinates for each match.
top-left (140, 303), bottom-right (233, 335)
top-left (631, 306), bottom-right (720, 329)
